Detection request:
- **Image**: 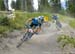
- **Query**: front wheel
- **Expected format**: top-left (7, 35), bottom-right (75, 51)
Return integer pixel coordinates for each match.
top-left (56, 21), bottom-right (62, 30)
top-left (21, 32), bottom-right (33, 41)
top-left (16, 32), bottom-right (33, 48)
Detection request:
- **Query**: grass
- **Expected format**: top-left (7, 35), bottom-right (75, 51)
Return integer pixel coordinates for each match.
top-left (0, 12), bottom-right (51, 34)
top-left (57, 34), bottom-right (75, 48)
top-left (57, 14), bottom-right (75, 28)
top-left (69, 19), bottom-right (75, 28)
top-left (57, 34), bottom-right (75, 54)
top-left (0, 26), bottom-right (9, 34)
top-left (0, 12), bottom-right (75, 34)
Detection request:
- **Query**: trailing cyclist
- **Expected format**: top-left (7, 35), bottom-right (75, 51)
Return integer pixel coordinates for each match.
top-left (52, 14), bottom-right (58, 23)
top-left (52, 14), bottom-right (62, 30)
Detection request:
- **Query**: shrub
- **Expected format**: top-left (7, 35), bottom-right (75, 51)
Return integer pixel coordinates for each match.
top-left (57, 34), bottom-right (75, 48)
top-left (0, 12), bottom-right (52, 34)
top-left (69, 19), bottom-right (75, 28)
top-left (0, 16), bottom-right (10, 26)
top-left (0, 26), bottom-right (9, 34)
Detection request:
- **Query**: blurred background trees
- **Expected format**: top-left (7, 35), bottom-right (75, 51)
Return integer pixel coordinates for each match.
top-left (0, 0), bottom-right (75, 16)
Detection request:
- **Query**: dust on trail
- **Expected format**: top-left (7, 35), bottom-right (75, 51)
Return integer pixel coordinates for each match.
top-left (0, 22), bottom-right (75, 54)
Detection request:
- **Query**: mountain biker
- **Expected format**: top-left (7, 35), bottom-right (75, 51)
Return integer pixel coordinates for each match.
top-left (25, 16), bottom-right (44, 34)
top-left (25, 17), bottom-right (38, 33)
top-left (52, 14), bottom-right (62, 30)
top-left (17, 16), bottom-right (44, 47)
top-left (52, 14), bottom-right (58, 23)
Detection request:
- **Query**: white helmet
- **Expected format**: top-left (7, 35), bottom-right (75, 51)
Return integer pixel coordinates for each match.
top-left (38, 16), bottom-right (44, 19)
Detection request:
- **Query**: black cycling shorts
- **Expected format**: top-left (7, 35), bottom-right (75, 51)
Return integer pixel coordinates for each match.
top-left (30, 23), bottom-right (39, 28)
top-left (38, 23), bottom-right (42, 27)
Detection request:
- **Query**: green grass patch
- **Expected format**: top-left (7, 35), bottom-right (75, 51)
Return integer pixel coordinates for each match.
top-left (0, 12), bottom-right (52, 34)
top-left (69, 19), bottom-right (75, 28)
top-left (0, 26), bottom-right (9, 34)
top-left (57, 14), bottom-right (71, 22)
top-left (0, 12), bottom-right (75, 34)
top-left (57, 34), bottom-right (75, 48)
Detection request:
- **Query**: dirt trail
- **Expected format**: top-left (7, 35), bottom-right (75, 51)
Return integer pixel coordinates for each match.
top-left (0, 22), bottom-right (75, 54)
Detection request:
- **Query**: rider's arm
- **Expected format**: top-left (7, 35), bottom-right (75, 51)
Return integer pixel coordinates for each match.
top-left (26, 18), bottom-right (32, 24)
top-left (24, 18), bottom-right (32, 29)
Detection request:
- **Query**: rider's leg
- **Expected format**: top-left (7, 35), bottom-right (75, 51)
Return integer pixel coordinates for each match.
top-left (37, 26), bottom-right (41, 32)
top-left (32, 24), bottom-right (39, 34)
top-left (35, 26), bottom-right (41, 34)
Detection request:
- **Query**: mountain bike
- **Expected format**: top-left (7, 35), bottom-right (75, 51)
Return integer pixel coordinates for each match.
top-left (56, 20), bottom-right (62, 30)
top-left (16, 25), bottom-right (38, 48)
